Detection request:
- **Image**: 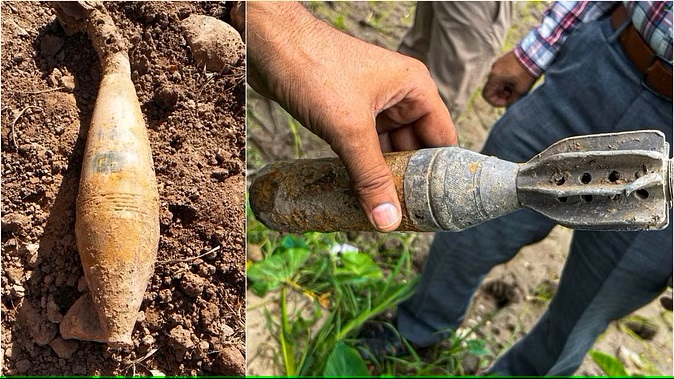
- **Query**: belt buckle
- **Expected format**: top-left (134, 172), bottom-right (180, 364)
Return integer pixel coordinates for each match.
top-left (641, 58), bottom-right (673, 101)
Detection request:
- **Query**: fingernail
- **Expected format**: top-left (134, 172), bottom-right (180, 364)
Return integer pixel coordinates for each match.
top-left (371, 203), bottom-right (401, 230)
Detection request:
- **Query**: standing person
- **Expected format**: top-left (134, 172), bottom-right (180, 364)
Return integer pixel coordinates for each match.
top-left (389, 1), bottom-right (672, 375)
top-left (399, 2), bottom-right (513, 120)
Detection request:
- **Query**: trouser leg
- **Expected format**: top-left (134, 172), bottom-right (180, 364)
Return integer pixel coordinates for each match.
top-left (398, 17), bottom-right (672, 369)
top-left (489, 223), bottom-right (672, 375)
top-left (400, 2), bottom-right (512, 118)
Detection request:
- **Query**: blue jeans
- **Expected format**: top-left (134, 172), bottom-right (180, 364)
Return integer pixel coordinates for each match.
top-left (397, 15), bottom-right (673, 376)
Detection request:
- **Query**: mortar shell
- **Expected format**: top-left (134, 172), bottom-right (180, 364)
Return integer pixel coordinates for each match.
top-left (65, 64), bottom-right (159, 347)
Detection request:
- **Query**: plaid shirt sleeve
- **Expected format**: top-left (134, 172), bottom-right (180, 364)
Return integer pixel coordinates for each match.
top-left (514, 1), bottom-right (618, 77)
top-left (626, 1), bottom-right (673, 62)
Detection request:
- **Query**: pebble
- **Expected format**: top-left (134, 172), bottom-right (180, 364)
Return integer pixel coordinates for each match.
top-left (181, 272), bottom-right (205, 297)
top-left (24, 243), bottom-right (40, 268)
top-left (213, 346), bottom-right (245, 376)
top-left (169, 325), bottom-right (194, 349)
top-left (1, 213), bottom-right (31, 234)
top-left (181, 15), bottom-right (244, 72)
top-left (17, 300), bottom-right (57, 345)
top-left (49, 337), bottom-right (78, 359)
top-left (6, 266), bottom-right (24, 284)
top-left (46, 298), bottom-right (63, 323)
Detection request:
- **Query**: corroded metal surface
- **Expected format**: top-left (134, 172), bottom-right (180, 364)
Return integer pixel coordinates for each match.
top-left (251, 130), bottom-right (673, 234)
top-left (518, 130), bottom-right (671, 231)
top-left (249, 147), bottom-right (522, 233)
top-left (56, 1), bottom-right (159, 348)
top-left (249, 151), bottom-right (418, 232)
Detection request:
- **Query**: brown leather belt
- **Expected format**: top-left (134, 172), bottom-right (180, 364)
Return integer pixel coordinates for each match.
top-left (610, 4), bottom-right (672, 100)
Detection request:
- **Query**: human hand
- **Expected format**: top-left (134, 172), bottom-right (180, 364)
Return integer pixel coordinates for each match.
top-left (248, 2), bottom-right (457, 232)
top-left (482, 51), bottom-right (537, 107)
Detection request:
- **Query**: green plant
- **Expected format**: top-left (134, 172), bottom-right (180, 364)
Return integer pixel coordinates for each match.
top-left (589, 350), bottom-right (630, 376)
top-left (247, 204), bottom-right (420, 376)
top-left (248, 201), bottom-right (504, 376)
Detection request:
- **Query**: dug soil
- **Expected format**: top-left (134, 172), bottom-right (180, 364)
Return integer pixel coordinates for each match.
top-left (1, 2), bottom-right (245, 375)
top-left (246, 2), bottom-right (672, 376)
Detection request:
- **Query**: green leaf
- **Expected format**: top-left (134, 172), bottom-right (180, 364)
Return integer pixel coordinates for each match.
top-left (589, 350), bottom-right (629, 376)
top-left (334, 251), bottom-right (383, 286)
top-left (466, 339), bottom-right (490, 357)
top-left (280, 234), bottom-right (308, 249)
top-left (247, 247), bottom-right (311, 296)
top-left (323, 342), bottom-right (370, 377)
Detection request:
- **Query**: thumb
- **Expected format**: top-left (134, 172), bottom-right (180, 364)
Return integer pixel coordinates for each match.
top-left (331, 125), bottom-right (402, 232)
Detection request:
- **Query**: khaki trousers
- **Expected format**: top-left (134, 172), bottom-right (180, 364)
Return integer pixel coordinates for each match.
top-left (399, 1), bottom-right (513, 119)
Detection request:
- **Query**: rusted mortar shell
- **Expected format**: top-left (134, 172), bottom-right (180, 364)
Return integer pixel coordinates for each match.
top-left (252, 131), bottom-right (673, 234)
top-left (250, 152), bottom-right (418, 232)
top-left (57, 2), bottom-right (159, 348)
top-left (249, 148), bottom-right (521, 233)
top-left (66, 56), bottom-right (159, 347)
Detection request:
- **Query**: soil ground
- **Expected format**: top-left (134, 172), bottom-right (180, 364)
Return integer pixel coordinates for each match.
top-left (1, 2), bottom-right (245, 375)
top-left (246, 1), bottom-right (673, 376)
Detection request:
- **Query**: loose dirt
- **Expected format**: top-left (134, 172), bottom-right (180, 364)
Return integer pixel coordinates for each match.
top-left (1, 1), bottom-right (245, 375)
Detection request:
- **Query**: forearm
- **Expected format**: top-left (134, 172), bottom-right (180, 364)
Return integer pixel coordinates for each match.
top-left (248, 2), bottom-right (316, 99)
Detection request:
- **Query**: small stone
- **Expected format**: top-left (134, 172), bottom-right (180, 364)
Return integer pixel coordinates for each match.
top-left (2, 213), bottom-right (31, 234)
top-left (169, 325), bottom-right (194, 349)
top-left (60, 74), bottom-right (75, 91)
top-left (144, 308), bottom-right (164, 331)
top-left (49, 337), bottom-right (78, 359)
top-left (46, 298), bottom-right (63, 323)
top-left (158, 288), bottom-right (172, 303)
top-left (5, 238), bottom-right (19, 256)
top-left (193, 340), bottom-right (209, 360)
top-left (155, 84), bottom-right (179, 110)
top-left (198, 263), bottom-right (217, 276)
top-left (181, 15), bottom-right (244, 72)
top-left (8, 20), bottom-right (30, 38)
top-left (24, 243), bottom-right (40, 267)
top-left (9, 284), bottom-right (25, 299)
top-left (67, 273), bottom-right (78, 287)
top-left (48, 68), bottom-right (63, 87)
top-left (6, 266), bottom-right (24, 284)
top-left (141, 334), bottom-right (155, 346)
top-left (200, 301), bottom-right (219, 327)
top-left (54, 272), bottom-right (67, 286)
top-left (17, 300), bottom-right (57, 345)
top-left (181, 272), bottom-right (204, 297)
top-left (213, 346), bottom-right (245, 376)
top-left (211, 168), bottom-right (232, 182)
top-left (461, 354), bottom-right (480, 375)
